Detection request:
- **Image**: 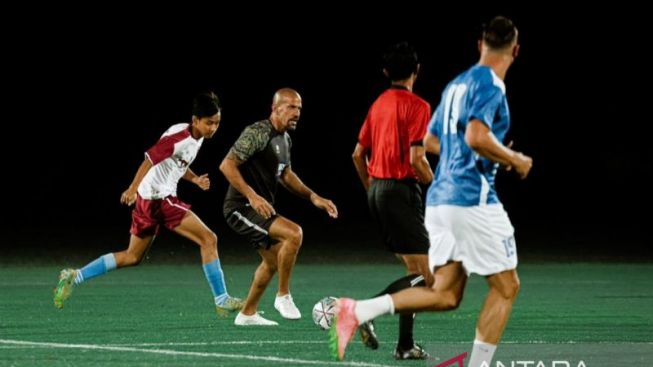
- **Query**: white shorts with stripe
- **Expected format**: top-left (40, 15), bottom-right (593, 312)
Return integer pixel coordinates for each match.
top-left (425, 204), bottom-right (517, 276)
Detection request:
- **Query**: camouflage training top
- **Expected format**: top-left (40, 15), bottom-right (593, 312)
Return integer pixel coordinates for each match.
top-left (224, 119), bottom-right (292, 208)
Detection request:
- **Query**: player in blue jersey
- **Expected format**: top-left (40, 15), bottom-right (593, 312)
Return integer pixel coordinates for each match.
top-left (329, 16), bottom-right (533, 366)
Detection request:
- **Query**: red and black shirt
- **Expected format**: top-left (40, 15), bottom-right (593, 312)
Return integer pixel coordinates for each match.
top-left (358, 86), bottom-right (431, 180)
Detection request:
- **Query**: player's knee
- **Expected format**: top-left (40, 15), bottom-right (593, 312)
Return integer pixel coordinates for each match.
top-left (288, 226), bottom-right (303, 248)
top-left (503, 278), bottom-right (520, 300)
top-left (437, 290), bottom-right (462, 311)
top-left (201, 232), bottom-right (218, 250)
top-left (262, 260), bottom-right (277, 274)
top-left (123, 253), bottom-right (143, 267)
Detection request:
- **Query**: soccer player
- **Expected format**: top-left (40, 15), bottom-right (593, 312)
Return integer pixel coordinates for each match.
top-left (53, 91), bottom-right (244, 317)
top-left (331, 16), bottom-right (533, 366)
top-left (351, 42), bottom-right (434, 359)
top-left (220, 88), bottom-right (338, 326)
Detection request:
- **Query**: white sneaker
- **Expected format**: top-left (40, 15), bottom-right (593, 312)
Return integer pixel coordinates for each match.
top-left (274, 294), bottom-right (301, 319)
top-left (234, 312), bottom-right (278, 326)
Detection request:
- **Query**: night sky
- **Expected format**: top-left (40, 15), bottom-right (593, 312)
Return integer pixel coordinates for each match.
top-left (4, 7), bottom-right (650, 258)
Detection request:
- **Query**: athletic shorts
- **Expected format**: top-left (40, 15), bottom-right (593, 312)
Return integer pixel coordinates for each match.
top-left (425, 204), bottom-right (517, 276)
top-left (223, 202), bottom-right (277, 250)
top-left (367, 179), bottom-right (430, 255)
top-left (130, 195), bottom-right (190, 238)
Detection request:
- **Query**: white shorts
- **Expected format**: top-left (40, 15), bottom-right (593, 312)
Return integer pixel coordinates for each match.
top-left (425, 204), bottom-right (517, 276)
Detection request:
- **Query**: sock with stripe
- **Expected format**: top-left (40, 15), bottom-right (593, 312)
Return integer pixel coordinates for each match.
top-left (75, 253), bottom-right (117, 284)
top-left (203, 259), bottom-right (230, 305)
top-left (374, 274), bottom-right (427, 349)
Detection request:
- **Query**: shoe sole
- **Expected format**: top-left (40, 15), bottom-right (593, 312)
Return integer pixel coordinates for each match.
top-left (274, 303), bottom-right (302, 320)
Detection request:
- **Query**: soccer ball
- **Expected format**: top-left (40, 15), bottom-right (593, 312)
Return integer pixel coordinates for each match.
top-left (312, 296), bottom-right (338, 330)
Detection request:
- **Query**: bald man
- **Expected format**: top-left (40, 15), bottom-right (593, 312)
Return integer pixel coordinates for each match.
top-left (220, 88), bottom-right (338, 326)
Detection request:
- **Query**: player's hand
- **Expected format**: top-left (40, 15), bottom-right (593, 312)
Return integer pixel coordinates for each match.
top-left (120, 189), bottom-right (137, 206)
top-left (512, 152), bottom-right (533, 179)
top-left (192, 173), bottom-right (210, 191)
top-left (248, 193), bottom-right (276, 219)
top-left (310, 194), bottom-right (338, 219)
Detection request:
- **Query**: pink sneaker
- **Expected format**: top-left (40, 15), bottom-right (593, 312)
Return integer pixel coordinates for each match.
top-left (328, 297), bottom-right (359, 360)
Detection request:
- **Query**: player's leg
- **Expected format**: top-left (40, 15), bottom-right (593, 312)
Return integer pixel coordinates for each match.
top-left (359, 271), bottom-right (426, 352)
top-left (54, 194), bottom-right (161, 309)
top-left (223, 204), bottom-right (278, 324)
top-left (366, 179), bottom-right (433, 358)
top-left (234, 245), bottom-right (279, 326)
top-left (53, 234), bottom-right (154, 309)
top-left (172, 210), bottom-right (242, 316)
top-left (331, 262), bottom-right (467, 360)
top-left (467, 269), bottom-right (520, 367)
top-left (375, 254), bottom-right (432, 359)
top-left (452, 204), bottom-right (518, 367)
top-left (359, 254), bottom-right (431, 354)
top-left (268, 215), bottom-right (303, 319)
top-left (390, 261), bottom-right (467, 312)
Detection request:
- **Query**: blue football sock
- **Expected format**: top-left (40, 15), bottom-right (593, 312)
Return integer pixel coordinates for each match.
top-left (202, 259), bottom-right (229, 305)
top-left (75, 253), bottom-right (117, 284)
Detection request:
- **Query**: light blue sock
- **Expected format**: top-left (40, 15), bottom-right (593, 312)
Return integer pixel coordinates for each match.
top-left (75, 253), bottom-right (117, 284)
top-left (202, 259), bottom-right (229, 305)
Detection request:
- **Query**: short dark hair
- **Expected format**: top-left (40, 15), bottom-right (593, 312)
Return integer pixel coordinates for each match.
top-left (482, 16), bottom-right (518, 50)
top-left (192, 91), bottom-right (221, 118)
top-left (382, 42), bottom-right (419, 81)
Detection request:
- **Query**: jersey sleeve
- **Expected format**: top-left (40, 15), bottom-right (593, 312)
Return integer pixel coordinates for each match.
top-left (358, 112), bottom-right (372, 148)
top-left (468, 81), bottom-right (503, 128)
top-left (144, 125), bottom-right (190, 165)
top-left (408, 101), bottom-right (431, 146)
top-left (145, 135), bottom-right (177, 165)
top-left (229, 124), bottom-right (269, 162)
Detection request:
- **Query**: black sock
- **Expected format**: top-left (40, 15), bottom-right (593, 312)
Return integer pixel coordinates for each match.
top-left (398, 313), bottom-right (415, 349)
top-left (374, 273), bottom-right (426, 297)
top-left (373, 274), bottom-right (426, 349)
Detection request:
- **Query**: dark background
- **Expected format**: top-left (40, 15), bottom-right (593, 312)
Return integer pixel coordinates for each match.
top-left (3, 7), bottom-right (651, 263)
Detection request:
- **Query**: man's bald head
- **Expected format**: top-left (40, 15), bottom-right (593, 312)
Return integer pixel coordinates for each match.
top-left (272, 88), bottom-right (301, 108)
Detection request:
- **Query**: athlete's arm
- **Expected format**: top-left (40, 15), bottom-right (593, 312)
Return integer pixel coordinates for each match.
top-left (465, 120), bottom-right (533, 179)
top-left (120, 158), bottom-right (153, 206)
top-left (182, 168), bottom-right (210, 191)
top-left (424, 132), bottom-right (440, 155)
top-left (351, 143), bottom-right (370, 190)
top-left (219, 152), bottom-right (276, 219)
top-left (410, 145), bottom-right (433, 184)
top-left (281, 167), bottom-right (338, 218)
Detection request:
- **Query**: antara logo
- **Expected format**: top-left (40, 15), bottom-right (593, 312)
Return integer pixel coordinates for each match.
top-left (432, 353), bottom-right (587, 367)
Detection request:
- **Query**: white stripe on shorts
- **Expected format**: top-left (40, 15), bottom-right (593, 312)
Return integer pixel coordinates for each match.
top-left (233, 211), bottom-right (268, 235)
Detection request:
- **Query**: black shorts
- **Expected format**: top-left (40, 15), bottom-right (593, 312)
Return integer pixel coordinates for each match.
top-left (367, 179), bottom-right (429, 254)
top-left (223, 202), bottom-right (277, 250)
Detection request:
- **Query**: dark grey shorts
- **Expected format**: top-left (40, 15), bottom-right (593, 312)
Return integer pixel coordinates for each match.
top-left (223, 202), bottom-right (277, 250)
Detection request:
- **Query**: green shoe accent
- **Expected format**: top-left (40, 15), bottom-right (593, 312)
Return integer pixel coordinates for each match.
top-left (329, 316), bottom-right (339, 360)
top-left (215, 296), bottom-right (244, 317)
top-left (53, 269), bottom-right (77, 309)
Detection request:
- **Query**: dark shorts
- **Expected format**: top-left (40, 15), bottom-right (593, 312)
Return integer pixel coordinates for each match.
top-left (130, 195), bottom-right (191, 238)
top-left (367, 179), bottom-right (429, 254)
top-left (223, 202), bottom-right (277, 250)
